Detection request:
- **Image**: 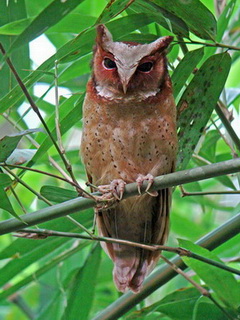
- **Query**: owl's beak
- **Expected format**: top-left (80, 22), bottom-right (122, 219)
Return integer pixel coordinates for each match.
top-left (117, 67), bottom-right (135, 94)
top-left (122, 81), bottom-right (128, 94)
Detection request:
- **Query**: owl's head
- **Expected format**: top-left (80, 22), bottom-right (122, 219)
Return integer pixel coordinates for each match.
top-left (92, 24), bottom-right (173, 98)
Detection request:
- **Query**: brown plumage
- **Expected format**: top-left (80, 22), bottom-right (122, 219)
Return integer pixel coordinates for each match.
top-left (81, 25), bottom-right (177, 293)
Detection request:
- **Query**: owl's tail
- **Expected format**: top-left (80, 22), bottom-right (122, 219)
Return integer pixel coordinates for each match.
top-left (112, 245), bottom-right (150, 293)
top-left (97, 189), bottom-right (170, 293)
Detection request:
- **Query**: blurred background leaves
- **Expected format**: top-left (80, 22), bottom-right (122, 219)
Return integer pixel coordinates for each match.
top-left (0, 0), bottom-right (239, 319)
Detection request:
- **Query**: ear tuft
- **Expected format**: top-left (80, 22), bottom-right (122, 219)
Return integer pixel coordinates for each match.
top-left (96, 24), bottom-right (113, 50)
top-left (149, 36), bottom-right (174, 55)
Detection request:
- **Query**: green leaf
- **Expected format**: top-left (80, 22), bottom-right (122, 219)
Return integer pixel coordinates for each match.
top-left (29, 95), bottom-right (84, 165)
top-left (40, 186), bottom-right (78, 203)
top-left (8, 0), bottom-right (85, 53)
top-left (172, 48), bottom-right (204, 99)
top-left (0, 186), bottom-right (21, 220)
top-left (127, 1), bottom-right (190, 38)
top-left (0, 240), bottom-right (89, 302)
top-left (62, 244), bottom-right (101, 320)
top-left (193, 296), bottom-right (231, 320)
top-left (127, 287), bottom-right (202, 320)
top-left (0, 129), bottom-right (42, 162)
top-left (0, 0), bottom-right (29, 98)
top-left (0, 17), bottom-right (33, 35)
top-left (6, 149), bottom-right (37, 165)
top-left (178, 239), bottom-right (240, 310)
top-left (177, 52), bottom-right (231, 170)
top-left (0, 13), bottom-right (157, 113)
top-left (0, 173), bottom-right (12, 188)
top-left (144, 0), bottom-right (217, 40)
top-left (217, 0), bottom-right (236, 42)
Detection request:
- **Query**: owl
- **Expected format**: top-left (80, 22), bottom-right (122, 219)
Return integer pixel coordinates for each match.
top-left (81, 25), bottom-right (177, 293)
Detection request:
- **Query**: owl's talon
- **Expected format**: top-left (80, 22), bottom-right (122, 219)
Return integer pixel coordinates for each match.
top-left (136, 174), bottom-right (158, 197)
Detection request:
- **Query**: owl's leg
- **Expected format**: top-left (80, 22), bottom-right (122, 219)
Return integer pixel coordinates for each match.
top-left (136, 174), bottom-right (158, 197)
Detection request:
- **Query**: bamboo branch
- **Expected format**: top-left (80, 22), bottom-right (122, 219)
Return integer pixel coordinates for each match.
top-left (92, 213), bottom-right (240, 320)
top-left (0, 158), bottom-right (239, 235)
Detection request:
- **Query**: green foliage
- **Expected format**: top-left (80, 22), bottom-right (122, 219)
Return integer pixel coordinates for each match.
top-left (0, 0), bottom-right (239, 319)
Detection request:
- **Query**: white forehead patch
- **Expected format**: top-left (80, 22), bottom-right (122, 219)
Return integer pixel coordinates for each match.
top-left (110, 42), bottom-right (152, 68)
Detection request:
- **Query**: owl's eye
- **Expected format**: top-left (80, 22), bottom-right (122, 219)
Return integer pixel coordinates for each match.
top-left (103, 58), bottom-right (116, 69)
top-left (137, 62), bottom-right (153, 72)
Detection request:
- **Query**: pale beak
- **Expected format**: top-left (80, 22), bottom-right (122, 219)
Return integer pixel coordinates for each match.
top-left (122, 81), bottom-right (128, 94)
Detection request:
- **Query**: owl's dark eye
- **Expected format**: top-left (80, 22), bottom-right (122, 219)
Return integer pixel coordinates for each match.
top-left (103, 58), bottom-right (116, 69)
top-left (137, 62), bottom-right (153, 72)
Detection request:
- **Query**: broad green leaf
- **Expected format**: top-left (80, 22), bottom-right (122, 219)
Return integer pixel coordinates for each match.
top-left (6, 149), bottom-right (37, 165)
top-left (29, 94), bottom-right (84, 166)
top-left (40, 186), bottom-right (78, 203)
top-left (143, 0), bottom-right (217, 40)
top-left (0, 237), bottom-right (67, 288)
top-left (62, 244), bottom-right (101, 320)
top-left (198, 130), bottom-right (220, 162)
top-left (0, 186), bottom-right (21, 220)
top-left (47, 13), bottom-right (96, 33)
top-left (0, 0), bottom-right (29, 98)
top-left (217, 0), bottom-right (236, 42)
top-left (8, 0), bottom-right (85, 54)
top-left (0, 17), bottom-right (33, 35)
top-left (131, 1), bottom-right (189, 38)
top-left (178, 239), bottom-right (240, 310)
top-left (0, 14), bottom-right (159, 113)
top-left (172, 48), bottom-right (204, 99)
top-left (0, 129), bottom-right (42, 162)
top-left (127, 287), bottom-right (202, 320)
top-left (0, 240), bottom-right (89, 302)
top-left (97, 0), bottom-right (140, 23)
top-left (0, 173), bottom-right (12, 188)
top-left (193, 296), bottom-right (231, 320)
top-left (177, 52), bottom-right (231, 170)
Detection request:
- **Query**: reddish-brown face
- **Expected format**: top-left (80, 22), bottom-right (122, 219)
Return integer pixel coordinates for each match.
top-left (93, 45), bottom-right (168, 94)
top-left (91, 26), bottom-right (173, 96)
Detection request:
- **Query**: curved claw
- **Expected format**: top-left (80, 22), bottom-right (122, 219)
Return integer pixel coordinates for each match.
top-left (136, 174), bottom-right (158, 197)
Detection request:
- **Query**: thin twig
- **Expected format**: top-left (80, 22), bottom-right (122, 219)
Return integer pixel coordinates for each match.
top-left (1, 163), bottom-right (81, 189)
top-left (215, 102), bottom-right (240, 152)
top-left (9, 186), bottom-right (27, 214)
top-left (15, 228), bottom-right (240, 276)
top-left (3, 166), bottom-right (52, 206)
top-left (54, 60), bottom-right (64, 153)
top-left (177, 36), bottom-right (189, 54)
top-left (210, 117), bottom-right (238, 157)
top-left (180, 185), bottom-right (240, 197)
top-left (174, 40), bottom-right (240, 51)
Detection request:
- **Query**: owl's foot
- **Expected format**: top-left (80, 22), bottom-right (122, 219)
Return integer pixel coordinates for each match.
top-left (98, 179), bottom-right (126, 201)
top-left (136, 174), bottom-right (158, 197)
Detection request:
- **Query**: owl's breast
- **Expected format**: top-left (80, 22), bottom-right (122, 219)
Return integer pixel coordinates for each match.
top-left (81, 87), bottom-right (177, 184)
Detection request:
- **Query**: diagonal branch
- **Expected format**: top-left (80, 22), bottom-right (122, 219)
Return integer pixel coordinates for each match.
top-left (0, 158), bottom-right (239, 235)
